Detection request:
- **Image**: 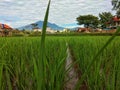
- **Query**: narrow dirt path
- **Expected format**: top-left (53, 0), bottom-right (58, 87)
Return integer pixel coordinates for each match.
top-left (65, 43), bottom-right (88, 90)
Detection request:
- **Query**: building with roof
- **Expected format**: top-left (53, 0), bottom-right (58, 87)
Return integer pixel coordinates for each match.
top-left (110, 15), bottom-right (120, 28)
top-left (0, 23), bottom-right (13, 36)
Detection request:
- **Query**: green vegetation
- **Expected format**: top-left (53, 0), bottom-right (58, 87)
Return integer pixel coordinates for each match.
top-left (112, 0), bottom-right (120, 16)
top-left (35, 0), bottom-right (51, 89)
top-left (0, 1), bottom-right (120, 90)
top-left (0, 36), bottom-right (120, 90)
top-left (76, 11), bottom-right (114, 29)
top-left (0, 37), bottom-right (67, 90)
top-left (68, 36), bottom-right (120, 90)
top-left (76, 14), bottom-right (99, 28)
top-left (99, 12), bottom-right (113, 28)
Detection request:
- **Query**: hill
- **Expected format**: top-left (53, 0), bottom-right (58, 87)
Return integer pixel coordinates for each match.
top-left (17, 21), bottom-right (64, 30)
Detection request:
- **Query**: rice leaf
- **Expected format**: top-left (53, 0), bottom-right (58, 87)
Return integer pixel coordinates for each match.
top-left (75, 26), bottom-right (120, 90)
top-left (38, 0), bottom-right (51, 90)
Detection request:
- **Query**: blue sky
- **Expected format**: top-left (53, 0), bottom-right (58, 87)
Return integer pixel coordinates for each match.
top-left (0, 0), bottom-right (116, 28)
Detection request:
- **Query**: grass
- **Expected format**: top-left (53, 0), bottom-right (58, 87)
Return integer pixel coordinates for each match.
top-left (34, 0), bottom-right (51, 89)
top-left (0, 37), bottom-right (67, 90)
top-left (0, 0), bottom-right (120, 89)
top-left (68, 35), bottom-right (120, 90)
top-left (75, 26), bottom-right (120, 90)
top-left (0, 36), bottom-right (120, 90)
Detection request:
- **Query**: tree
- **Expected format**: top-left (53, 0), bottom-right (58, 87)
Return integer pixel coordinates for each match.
top-left (99, 12), bottom-right (113, 28)
top-left (112, 0), bottom-right (119, 10)
top-left (31, 23), bottom-right (38, 30)
top-left (76, 14), bottom-right (99, 28)
top-left (116, 10), bottom-right (120, 16)
top-left (112, 0), bottom-right (120, 16)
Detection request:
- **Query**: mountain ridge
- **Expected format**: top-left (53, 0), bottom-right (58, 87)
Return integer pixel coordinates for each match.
top-left (17, 20), bottom-right (64, 30)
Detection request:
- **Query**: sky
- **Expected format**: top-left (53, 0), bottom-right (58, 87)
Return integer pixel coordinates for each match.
top-left (0, 0), bottom-right (116, 28)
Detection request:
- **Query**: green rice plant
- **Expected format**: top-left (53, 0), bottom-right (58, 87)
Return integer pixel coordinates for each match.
top-left (0, 0), bottom-right (120, 89)
top-left (45, 38), bottom-right (67, 90)
top-left (0, 37), bottom-right (67, 90)
top-left (33, 0), bottom-right (51, 90)
top-left (67, 31), bottom-right (120, 89)
top-left (74, 27), bottom-right (120, 90)
top-left (0, 64), bottom-right (3, 88)
top-left (1, 36), bottom-right (120, 90)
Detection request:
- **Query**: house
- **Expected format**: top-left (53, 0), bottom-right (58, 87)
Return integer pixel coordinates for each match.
top-left (33, 28), bottom-right (42, 32)
top-left (111, 15), bottom-right (120, 27)
top-left (101, 16), bottom-right (119, 33)
top-left (101, 29), bottom-right (116, 33)
top-left (77, 28), bottom-right (90, 33)
top-left (33, 27), bottom-right (57, 34)
top-left (106, 15), bottom-right (120, 28)
top-left (0, 23), bottom-right (13, 36)
top-left (101, 26), bottom-right (117, 33)
top-left (59, 28), bottom-right (70, 33)
top-left (46, 27), bottom-right (57, 34)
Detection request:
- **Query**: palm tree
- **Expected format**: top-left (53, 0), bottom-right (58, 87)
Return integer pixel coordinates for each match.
top-left (112, 0), bottom-right (119, 10)
top-left (112, 0), bottom-right (120, 16)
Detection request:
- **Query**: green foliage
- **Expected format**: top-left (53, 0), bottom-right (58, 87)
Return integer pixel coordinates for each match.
top-left (112, 0), bottom-right (120, 10)
top-left (33, 0), bottom-right (51, 90)
top-left (76, 14), bottom-right (99, 28)
top-left (12, 32), bottom-right (25, 37)
top-left (112, 0), bottom-right (120, 16)
top-left (116, 10), bottom-right (120, 16)
top-left (74, 26), bottom-right (120, 90)
top-left (29, 31), bottom-right (41, 36)
top-left (99, 12), bottom-right (113, 28)
top-left (0, 37), bottom-right (67, 90)
top-left (0, 0), bottom-right (120, 90)
top-left (1, 35), bottom-right (120, 89)
top-left (68, 36), bottom-right (120, 90)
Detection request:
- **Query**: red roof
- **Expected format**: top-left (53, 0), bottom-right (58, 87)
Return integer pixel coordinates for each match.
top-left (112, 16), bottom-right (120, 21)
top-left (0, 23), bottom-right (12, 29)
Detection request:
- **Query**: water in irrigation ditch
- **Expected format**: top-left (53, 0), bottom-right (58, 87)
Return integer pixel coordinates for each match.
top-left (65, 46), bottom-right (79, 90)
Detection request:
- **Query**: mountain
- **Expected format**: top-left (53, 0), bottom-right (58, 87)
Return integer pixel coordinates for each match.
top-left (17, 21), bottom-right (64, 30)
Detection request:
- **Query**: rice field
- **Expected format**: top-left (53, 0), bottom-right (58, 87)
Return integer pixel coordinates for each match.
top-left (0, 36), bottom-right (120, 90)
top-left (68, 36), bottom-right (120, 90)
top-left (0, 37), bottom-right (67, 90)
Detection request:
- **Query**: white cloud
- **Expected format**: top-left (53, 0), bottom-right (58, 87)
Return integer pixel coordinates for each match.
top-left (0, 0), bottom-right (115, 28)
top-left (4, 0), bottom-right (12, 1)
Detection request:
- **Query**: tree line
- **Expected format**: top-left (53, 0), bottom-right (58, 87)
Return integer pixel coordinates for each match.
top-left (76, 12), bottom-right (113, 29)
top-left (76, 0), bottom-right (120, 29)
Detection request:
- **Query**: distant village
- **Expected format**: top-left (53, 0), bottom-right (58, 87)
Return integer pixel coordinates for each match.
top-left (0, 15), bottom-right (120, 37)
